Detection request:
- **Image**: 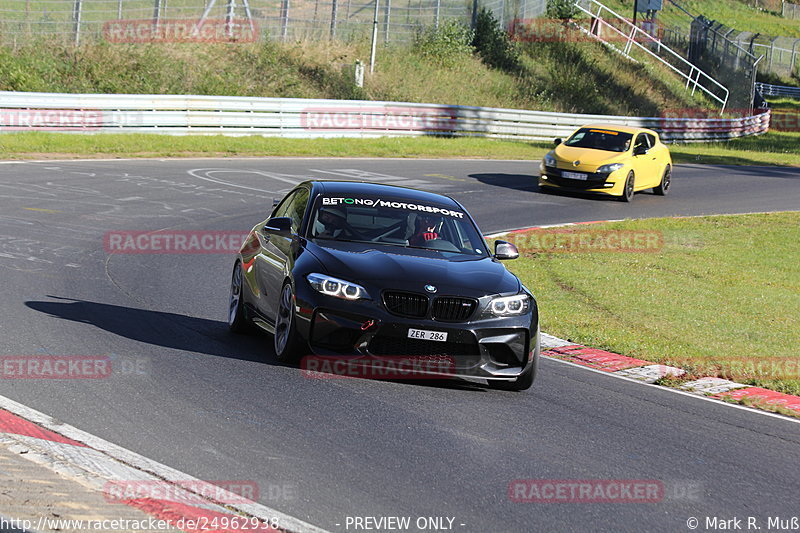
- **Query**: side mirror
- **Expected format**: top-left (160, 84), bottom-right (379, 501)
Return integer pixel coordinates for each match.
top-left (554, 138), bottom-right (562, 147)
top-left (633, 145), bottom-right (648, 156)
top-left (264, 216), bottom-right (292, 235)
top-left (494, 240), bottom-right (519, 260)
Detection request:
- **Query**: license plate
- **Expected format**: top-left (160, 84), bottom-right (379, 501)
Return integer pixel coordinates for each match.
top-left (408, 328), bottom-right (448, 342)
top-left (563, 171), bottom-right (588, 180)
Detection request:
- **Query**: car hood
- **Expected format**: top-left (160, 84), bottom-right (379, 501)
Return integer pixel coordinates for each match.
top-left (305, 240), bottom-right (521, 297)
top-left (554, 145), bottom-right (628, 171)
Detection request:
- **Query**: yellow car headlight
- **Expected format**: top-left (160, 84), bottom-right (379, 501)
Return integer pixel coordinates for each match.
top-left (597, 163), bottom-right (624, 173)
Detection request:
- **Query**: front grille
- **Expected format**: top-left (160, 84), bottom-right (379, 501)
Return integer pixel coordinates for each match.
top-left (544, 169), bottom-right (609, 190)
top-left (432, 297), bottom-right (477, 322)
top-left (383, 291), bottom-right (428, 318)
top-left (368, 335), bottom-right (480, 357)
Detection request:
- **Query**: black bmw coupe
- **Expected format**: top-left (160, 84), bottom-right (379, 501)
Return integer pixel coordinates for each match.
top-left (228, 180), bottom-right (539, 390)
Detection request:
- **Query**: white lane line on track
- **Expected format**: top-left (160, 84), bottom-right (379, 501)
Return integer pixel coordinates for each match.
top-left (543, 356), bottom-right (800, 426)
top-left (186, 168), bottom-right (295, 193)
top-left (0, 394), bottom-right (330, 533)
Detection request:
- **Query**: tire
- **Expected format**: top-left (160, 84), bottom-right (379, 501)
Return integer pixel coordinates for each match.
top-left (488, 336), bottom-right (539, 392)
top-left (228, 261), bottom-right (253, 334)
top-left (274, 282), bottom-right (304, 363)
top-left (620, 171), bottom-right (635, 202)
top-left (654, 165), bottom-right (671, 196)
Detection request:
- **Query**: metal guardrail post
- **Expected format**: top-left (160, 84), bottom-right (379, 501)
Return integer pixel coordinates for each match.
top-left (370, 0), bottom-right (380, 73)
top-left (72, 0), bottom-right (82, 45)
top-left (225, 0), bottom-right (236, 38)
top-left (153, 0), bottom-right (162, 33)
top-left (384, 0), bottom-right (391, 43)
top-left (471, 0), bottom-right (478, 29)
top-left (330, 0), bottom-right (338, 38)
top-left (281, 0), bottom-right (290, 40)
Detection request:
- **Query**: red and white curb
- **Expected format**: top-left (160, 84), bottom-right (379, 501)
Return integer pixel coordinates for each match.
top-left (484, 219), bottom-right (619, 240)
top-left (0, 395), bottom-right (328, 533)
top-left (539, 336), bottom-right (800, 417)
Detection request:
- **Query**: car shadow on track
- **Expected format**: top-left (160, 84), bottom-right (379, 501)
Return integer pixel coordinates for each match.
top-left (25, 295), bottom-right (286, 366)
top-left (24, 296), bottom-right (493, 392)
top-left (470, 172), bottom-right (624, 202)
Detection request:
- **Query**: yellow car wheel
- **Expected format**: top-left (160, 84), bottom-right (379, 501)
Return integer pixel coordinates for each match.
top-left (621, 171), bottom-right (635, 203)
top-left (654, 165), bottom-right (671, 196)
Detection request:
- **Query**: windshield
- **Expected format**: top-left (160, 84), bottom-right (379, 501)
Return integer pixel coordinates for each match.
top-left (308, 195), bottom-right (488, 257)
top-left (564, 128), bottom-right (633, 153)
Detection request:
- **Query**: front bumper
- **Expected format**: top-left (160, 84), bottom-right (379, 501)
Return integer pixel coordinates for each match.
top-left (538, 163), bottom-right (626, 196)
top-left (293, 287), bottom-right (538, 381)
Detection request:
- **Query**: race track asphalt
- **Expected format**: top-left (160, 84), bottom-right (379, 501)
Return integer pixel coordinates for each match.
top-left (0, 158), bottom-right (798, 532)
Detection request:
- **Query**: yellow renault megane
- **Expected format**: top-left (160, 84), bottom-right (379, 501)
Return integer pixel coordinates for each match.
top-left (538, 124), bottom-right (672, 202)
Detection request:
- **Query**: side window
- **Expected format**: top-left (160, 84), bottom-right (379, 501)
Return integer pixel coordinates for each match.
top-left (634, 133), bottom-right (648, 152)
top-left (272, 191), bottom-right (297, 219)
top-left (287, 188), bottom-right (310, 232)
top-left (645, 133), bottom-right (657, 148)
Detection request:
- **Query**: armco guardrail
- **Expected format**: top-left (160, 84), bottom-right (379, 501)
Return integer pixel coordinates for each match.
top-left (757, 82), bottom-right (800, 99)
top-left (0, 91), bottom-right (770, 143)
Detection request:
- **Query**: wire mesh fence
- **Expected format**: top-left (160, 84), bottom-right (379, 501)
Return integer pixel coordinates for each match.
top-left (655, 0), bottom-right (799, 82)
top-left (784, 2), bottom-right (800, 20)
top-left (652, 0), bottom-right (768, 110)
top-left (0, 0), bottom-right (547, 45)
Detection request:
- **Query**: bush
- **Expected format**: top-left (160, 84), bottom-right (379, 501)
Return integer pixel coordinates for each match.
top-left (414, 20), bottom-right (475, 68)
top-left (546, 0), bottom-right (579, 20)
top-left (471, 8), bottom-right (521, 72)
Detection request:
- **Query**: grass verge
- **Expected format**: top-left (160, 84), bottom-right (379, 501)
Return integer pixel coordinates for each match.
top-left (0, 34), bottom-right (702, 116)
top-left (1, 131), bottom-right (800, 166)
top-left (502, 212), bottom-right (800, 396)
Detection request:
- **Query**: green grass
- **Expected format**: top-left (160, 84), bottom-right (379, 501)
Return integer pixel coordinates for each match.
top-left (0, 36), bottom-right (705, 116)
top-left (503, 212), bottom-right (800, 396)
top-left (2, 130), bottom-right (799, 166)
top-left (601, 0), bottom-right (800, 37)
top-left (678, 0), bottom-right (800, 37)
top-left (767, 98), bottom-right (800, 111)
top-left (0, 133), bottom-right (545, 160)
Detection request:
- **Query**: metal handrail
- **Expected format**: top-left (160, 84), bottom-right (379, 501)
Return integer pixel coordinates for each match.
top-left (574, 0), bottom-right (730, 113)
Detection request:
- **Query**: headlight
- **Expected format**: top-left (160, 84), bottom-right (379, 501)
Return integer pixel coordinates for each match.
top-left (597, 163), bottom-right (624, 173)
top-left (489, 294), bottom-right (530, 316)
top-left (307, 273), bottom-right (369, 300)
top-left (543, 153), bottom-right (557, 167)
